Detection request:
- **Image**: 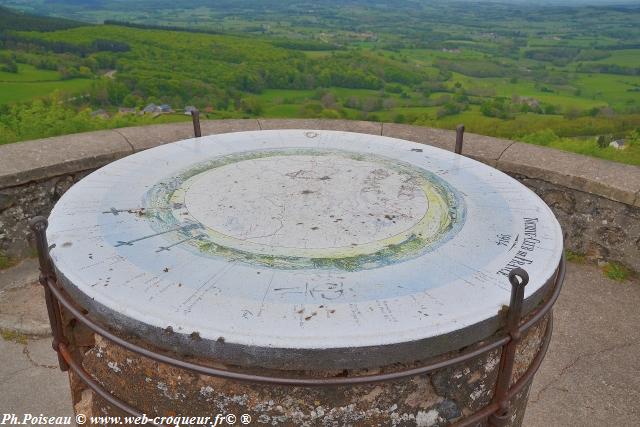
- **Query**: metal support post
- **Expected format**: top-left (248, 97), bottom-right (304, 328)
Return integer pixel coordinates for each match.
top-left (455, 124), bottom-right (465, 155)
top-left (191, 109), bottom-right (201, 137)
top-left (29, 216), bottom-right (68, 371)
top-left (488, 267), bottom-right (529, 426)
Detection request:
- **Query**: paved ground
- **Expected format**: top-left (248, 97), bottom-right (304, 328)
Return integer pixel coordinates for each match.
top-left (0, 337), bottom-right (74, 418)
top-left (0, 260), bottom-right (638, 426)
top-left (525, 263), bottom-right (640, 426)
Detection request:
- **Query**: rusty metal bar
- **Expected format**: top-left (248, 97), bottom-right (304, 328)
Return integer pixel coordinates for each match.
top-left (57, 344), bottom-right (162, 425)
top-left (46, 274), bottom-right (509, 385)
top-left (32, 210), bottom-right (565, 425)
top-left (53, 306), bottom-right (554, 427)
top-left (29, 216), bottom-right (68, 371)
top-left (452, 314), bottom-right (554, 427)
top-left (43, 255), bottom-right (563, 386)
top-left (191, 109), bottom-right (201, 137)
top-left (506, 314), bottom-right (553, 400)
top-left (488, 268), bottom-right (529, 427)
top-left (519, 261), bottom-right (563, 332)
top-left (455, 124), bottom-right (465, 154)
top-left (30, 217), bottom-right (54, 276)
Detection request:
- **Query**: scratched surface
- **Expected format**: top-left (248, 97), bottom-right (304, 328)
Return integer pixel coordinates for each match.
top-left (47, 130), bottom-right (562, 363)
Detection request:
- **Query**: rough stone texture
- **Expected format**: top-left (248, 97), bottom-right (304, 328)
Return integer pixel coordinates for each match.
top-left (512, 175), bottom-right (640, 271)
top-left (1, 120), bottom-right (639, 272)
top-left (0, 170), bottom-right (93, 256)
top-left (75, 313), bottom-right (547, 426)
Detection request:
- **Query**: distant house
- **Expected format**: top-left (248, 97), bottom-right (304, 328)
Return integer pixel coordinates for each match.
top-left (90, 109), bottom-right (109, 119)
top-left (184, 105), bottom-right (198, 115)
top-left (141, 103), bottom-right (172, 114)
top-left (524, 98), bottom-right (540, 109)
top-left (515, 96), bottom-right (540, 109)
top-left (142, 103), bottom-right (158, 114)
top-left (609, 139), bottom-right (626, 150)
top-left (118, 107), bottom-right (136, 115)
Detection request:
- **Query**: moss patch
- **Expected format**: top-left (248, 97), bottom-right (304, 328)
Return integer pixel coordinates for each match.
top-left (565, 249), bottom-right (586, 264)
top-left (0, 251), bottom-right (19, 270)
top-left (602, 262), bottom-right (632, 282)
top-left (1, 328), bottom-right (28, 345)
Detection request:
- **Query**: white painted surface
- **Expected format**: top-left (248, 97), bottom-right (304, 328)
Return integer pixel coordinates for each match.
top-left (182, 154), bottom-right (429, 250)
top-left (47, 130), bottom-right (563, 353)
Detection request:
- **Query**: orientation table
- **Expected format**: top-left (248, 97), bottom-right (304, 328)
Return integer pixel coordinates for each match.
top-left (34, 129), bottom-right (565, 426)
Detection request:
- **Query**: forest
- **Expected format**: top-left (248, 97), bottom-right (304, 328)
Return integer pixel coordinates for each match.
top-left (0, 1), bottom-right (639, 165)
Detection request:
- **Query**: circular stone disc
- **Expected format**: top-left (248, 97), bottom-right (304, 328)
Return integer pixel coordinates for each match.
top-left (47, 130), bottom-right (563, 369)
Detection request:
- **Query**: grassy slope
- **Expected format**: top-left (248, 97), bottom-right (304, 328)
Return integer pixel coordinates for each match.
top-left (0, 62), bottom-right (92, 104)
top-left (0, 61), bottom-right (59, 81)
top-left (1, 5), bottom-right (639, 165)
top-left (0, 79), bottom-right (92, 103)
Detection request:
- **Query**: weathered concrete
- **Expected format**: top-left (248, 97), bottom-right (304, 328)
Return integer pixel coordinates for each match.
top-left (1, 262), bottom-right (638, 426)
top-left (258, 118), bottom-right (382, 135)
top-left (381, 123), bottom-right (514, 166)
top-left (0, 130), bottom-right (131, 188)
top-left (498, 142), bottom-right (640, 207)
top-left (0, 259), bottom-right (51, 336)
top-left (524, 263), bottom-right (640, 427)
top-left (113, 123), bottom-right (193, 152)
top-left (0, 258), bottom-right (38, 291)
top-left (0, 281), bottom-right (50, 336)
top-left (116, 119), bottom-right (261, 152)
top-left (0, 337), bottom-right (74, 419)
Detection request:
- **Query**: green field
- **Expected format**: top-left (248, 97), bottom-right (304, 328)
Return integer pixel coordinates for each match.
top-left (592, 50), bottom-right (640, 67)
top-left (0, 2), bottom-right (639, 164)
top-left (0, 61), bottom-right (59, 81)
top-left (0, 80), bottom-right (92, 103)
top-left (576, 74), bottom-right (640, 108)
top-left (0, 60), bottom-right (92, 103)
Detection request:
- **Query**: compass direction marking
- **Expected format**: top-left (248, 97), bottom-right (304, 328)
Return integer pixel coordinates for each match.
top-left (115, 227), bottom-right (185, 247)
top-left (156, 234), bottom-right (205, 252)
top-left (102, 207), bottom-right (171, 215)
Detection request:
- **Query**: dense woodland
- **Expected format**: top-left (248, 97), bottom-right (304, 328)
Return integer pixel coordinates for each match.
top-left (0, 1), bottom-right (639, 164)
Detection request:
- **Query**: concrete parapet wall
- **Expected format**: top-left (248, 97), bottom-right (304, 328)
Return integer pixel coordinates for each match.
top-left (1, 119), bottom-right (638, 270)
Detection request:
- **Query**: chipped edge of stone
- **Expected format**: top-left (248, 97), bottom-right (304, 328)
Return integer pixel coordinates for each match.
top-left (495, 143), bottom-right (639, 206)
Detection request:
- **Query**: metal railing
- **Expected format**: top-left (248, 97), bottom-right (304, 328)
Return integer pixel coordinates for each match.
top-left (30, 216), bottom-right (564, 426)
top-left (188, 111), bottom-right (468, 157)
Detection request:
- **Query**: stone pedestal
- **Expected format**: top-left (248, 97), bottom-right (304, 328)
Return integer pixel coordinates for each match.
top-left (40, 130), bottom-right (563, 426)
top-left (64, 314), bottom-right (550, 427)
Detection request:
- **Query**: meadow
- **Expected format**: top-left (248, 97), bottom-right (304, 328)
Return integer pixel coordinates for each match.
top-left (0, 62), bottom-right (92, 104)
top-left (0, 1), bottom-right (639, 165)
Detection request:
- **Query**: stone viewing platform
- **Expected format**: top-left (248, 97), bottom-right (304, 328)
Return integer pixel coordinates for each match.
top-left (1, 254), bottom-right (638, 427)
top-left (1, 119), bottom-right (639, 272)
top-left (0, 119), bottom-right (638, 426)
